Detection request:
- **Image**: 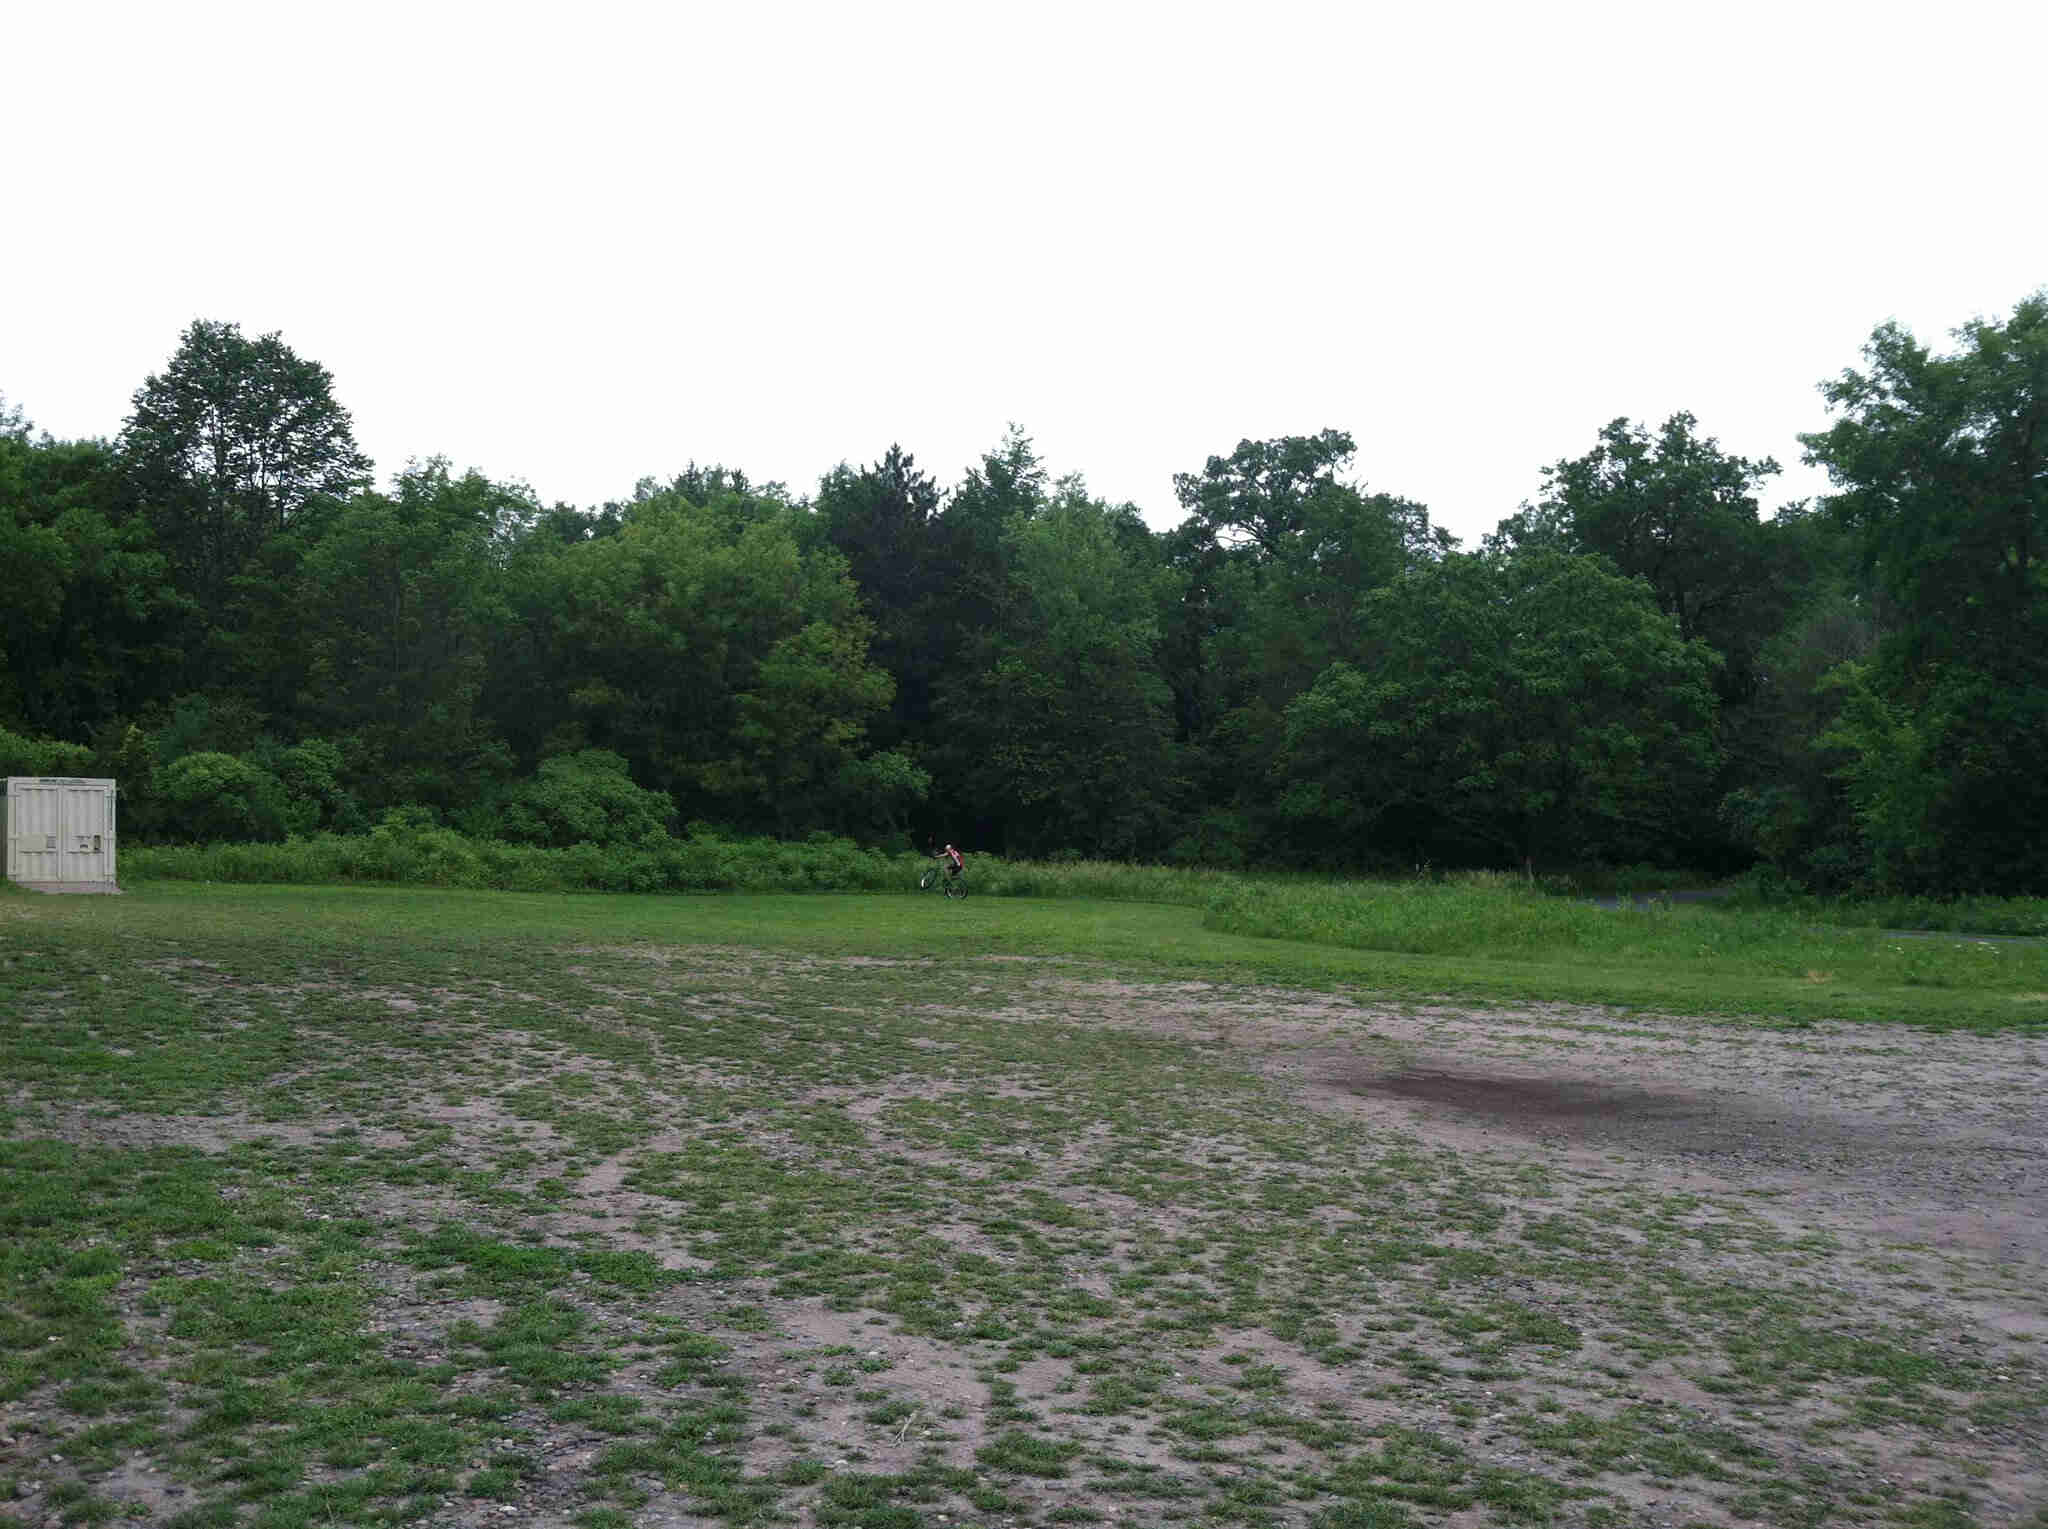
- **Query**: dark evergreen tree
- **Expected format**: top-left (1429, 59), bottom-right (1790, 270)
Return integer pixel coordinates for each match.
top-left (811, 445), bottom-right (945, 747)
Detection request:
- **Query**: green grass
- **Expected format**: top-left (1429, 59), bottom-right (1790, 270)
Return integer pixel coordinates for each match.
top-left (1727, 888), bottom-right (2048, 938)
top-left (103, 837), bottom-right (2048, 1032)
top-left (1, 880), bottom-right (2041, 1529)
top-left (1200, 876), bottom-right (2048, 1029)
top-left (25, 873), bottom-right (2041, 1032)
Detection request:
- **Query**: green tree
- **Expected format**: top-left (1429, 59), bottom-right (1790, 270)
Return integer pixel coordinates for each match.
top-left (121, 319), bottom-right (372, 614)
top-left (1496, 412), bottom-right (1788, 703)
top-left (1279, 550), bottom-right (1721, 868)
top-left (811, 445), bottom-right (946, 744)
top-left (0, 422), bottom-right (183, 738)
top-left (1803, 293), bottom-right (2047, 670)
top-left (726, 621), bottom-right (895, 835)
top-left (835, 749), bottom-right (931, 842)
top-left (1716, 578), bottom-right (1875, 887)
top-left (939, 491), bottom-right (1180, 857)
top-left (290, 462), bottom-right (522, 811)
top-left (500, 485), bottom-right (892, 831)
top-left (932, 426), bottom-right (1045, 641)
top-left (1165, 432), bottom-right (1452, 860)
top-left (1796, 290), bottom-right (2048, 890)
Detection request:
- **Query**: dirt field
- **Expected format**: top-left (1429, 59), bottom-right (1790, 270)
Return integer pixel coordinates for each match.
top-left (5, 948), bottom-right (2046, 1527)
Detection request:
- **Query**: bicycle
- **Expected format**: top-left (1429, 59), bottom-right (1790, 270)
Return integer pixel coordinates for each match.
top-left (918, 865), bottom-right (967, 898)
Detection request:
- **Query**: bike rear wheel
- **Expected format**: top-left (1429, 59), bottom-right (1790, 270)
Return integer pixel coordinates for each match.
top-left (944, 876), bottom-right (967, 900)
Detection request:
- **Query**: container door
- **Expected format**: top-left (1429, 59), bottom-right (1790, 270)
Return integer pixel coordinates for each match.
top-left (8, 781), bottom-right (65, 881)
top-left (60, 784), bottom-right (113, 882)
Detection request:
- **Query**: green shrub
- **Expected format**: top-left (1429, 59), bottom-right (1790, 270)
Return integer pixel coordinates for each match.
top-left (486, 750), bottom-right (674, 849)
top-left (0, 726), bottom-right (95, 778)
top-left (123, 824), bottom-right (907, 895)
top-left (152, 753), bottom-right (289, 843)
top-left (265, 737), bottom-right (367, 837)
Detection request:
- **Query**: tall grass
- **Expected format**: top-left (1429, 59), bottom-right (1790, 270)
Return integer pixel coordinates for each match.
top-left (123, 828), bottom-right (907, 894)
top-left (1724, 887), bottom-right (2048, 938)
top-left (122, 834), bottom-right (1288, 904)
top-left (1202, 874), bottom-right (2048, 994)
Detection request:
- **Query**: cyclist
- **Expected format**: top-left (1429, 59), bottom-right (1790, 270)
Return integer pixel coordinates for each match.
top-left (935, 841), bottom-right (964, 884)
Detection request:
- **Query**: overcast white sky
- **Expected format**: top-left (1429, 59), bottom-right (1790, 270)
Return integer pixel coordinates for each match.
top-left (5, 1), bottom-right (2043, 547)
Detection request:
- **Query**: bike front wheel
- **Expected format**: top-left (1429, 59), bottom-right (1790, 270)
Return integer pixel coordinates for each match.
top-left (918, 868), bottom-right (939, 891)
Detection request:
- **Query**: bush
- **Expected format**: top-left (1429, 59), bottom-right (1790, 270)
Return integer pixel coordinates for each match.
top-left (151, 753), bottom-right (289, 843)
top-left (0, 726), bottom-right (95, 778)
top-left (487, 751), bottom-right (675, 849)
top-left (122, 822), bottom-right (909, 895)
top-left (266, 738), bottom-right (368, 837)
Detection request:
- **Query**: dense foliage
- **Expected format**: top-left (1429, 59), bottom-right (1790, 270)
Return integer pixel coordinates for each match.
top-left (4, 294), bottom-right (2044, 893)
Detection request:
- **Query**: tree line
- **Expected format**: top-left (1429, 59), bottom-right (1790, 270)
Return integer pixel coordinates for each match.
top-left (4, 294), bottom-right (2044, 894)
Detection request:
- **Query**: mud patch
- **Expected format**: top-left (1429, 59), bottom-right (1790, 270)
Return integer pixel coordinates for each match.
top-left (1351, 1065), bottom-right (1881, 1164)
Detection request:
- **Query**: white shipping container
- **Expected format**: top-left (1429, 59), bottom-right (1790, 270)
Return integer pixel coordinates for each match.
top-left (4, 777), bottom-right (119, 891)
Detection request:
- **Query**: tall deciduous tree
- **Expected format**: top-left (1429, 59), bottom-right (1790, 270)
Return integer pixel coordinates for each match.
top-left (1164, 431), bottom-right (1452, 860)
top-left (1494, 413), bottom-right (1787, 702)
top-left (501, 485), bottom-right (894, 831)
top-left (1797, 290), bottom-right (2048, 891)
top-left (0, 420), bottom-right (182, 738)
top-left (292, 462), bottom-right (525, 810)
top-left (1279, 550), bottom-right (1721, 868)
top-left (939, 491), bottom-right (1180, 857)
top-left (1803, 293), bottom-right (2047, 671)
top-left (122, 320), bottom-right (371, 612)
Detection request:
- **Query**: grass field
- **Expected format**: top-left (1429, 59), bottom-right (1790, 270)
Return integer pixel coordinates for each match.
top-left (3, 881), bottom-right (2044, 1528)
